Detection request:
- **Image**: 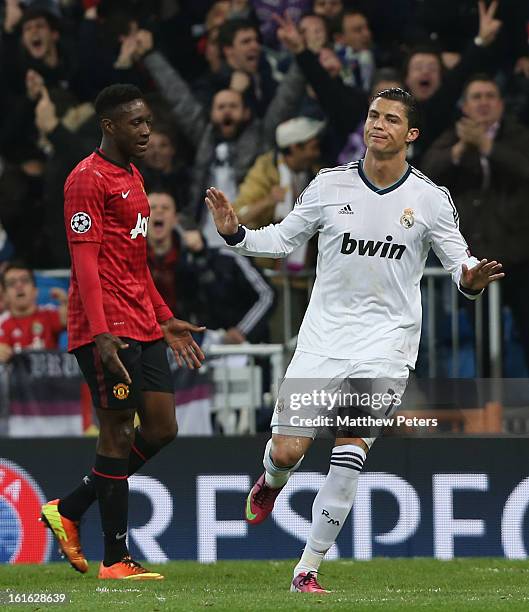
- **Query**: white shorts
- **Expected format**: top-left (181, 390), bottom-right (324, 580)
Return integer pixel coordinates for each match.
top-left (271, 350), bottom-right (410, 446)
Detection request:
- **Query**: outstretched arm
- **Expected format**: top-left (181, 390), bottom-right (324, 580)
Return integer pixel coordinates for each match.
top-left (205, 180), bottom-right (322, 258)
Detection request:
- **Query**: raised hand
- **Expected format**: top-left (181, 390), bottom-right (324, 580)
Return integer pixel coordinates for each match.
top-left (4, 0), bottom-right (23, 34)
top-left (461, 259), bottom-right (504, 292)
top-left (160, 318), bottom-right (206, 369)
top-left (114, 33), bottom-right (139, 69)
top-left (135, 29), bottom-right (154, 58)
top-left (26, 69), bottom-right (45, 101)
top-left (35, 87), bottom-right (59, 134)
top-left (272, 12), bottom-right (305, 54)
top-left (205, 187), bottom-right (239, 235)
top-left (478, 0), bottom-right (502, 46)
top-left (514, 56), bottom-right (529, 79)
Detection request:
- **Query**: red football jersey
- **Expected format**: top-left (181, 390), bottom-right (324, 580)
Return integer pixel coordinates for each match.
top-left (0, 306), bottom-right (63, 351)
top-left (64, 149), bottom-right (161, 351)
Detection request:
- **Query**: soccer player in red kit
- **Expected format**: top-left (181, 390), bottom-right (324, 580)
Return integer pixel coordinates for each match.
top-left (40, 84), bottom-right (205, 580)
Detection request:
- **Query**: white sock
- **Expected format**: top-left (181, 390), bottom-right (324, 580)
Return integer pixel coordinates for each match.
top-left (262, 438), bottom-right (303, 489)
top-left (294, 444), bottom-right (366, 576)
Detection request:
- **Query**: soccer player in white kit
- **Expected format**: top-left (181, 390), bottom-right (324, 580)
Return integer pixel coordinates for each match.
top-left (205, 88), bottom-right (504, 593)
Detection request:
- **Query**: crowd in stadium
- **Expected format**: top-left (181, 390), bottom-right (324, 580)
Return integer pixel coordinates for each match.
top-left (0, 0), bottom-right (528, 375)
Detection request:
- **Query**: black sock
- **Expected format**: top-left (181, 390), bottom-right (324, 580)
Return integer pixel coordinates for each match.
top-left (93, 454), bottom-right (129, 566)
top-left (59, 429), bottom-right (161, 521)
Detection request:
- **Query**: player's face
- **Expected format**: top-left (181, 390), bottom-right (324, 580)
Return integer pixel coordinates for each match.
top-left (462, 81), bottom-right (504, 127)
top-left (143, 132), bottom-right (175, 172)
top-left (342, 14), bottom-right (372, 50)
top-left (147, 193), bottom-right (178, 242)
top-left (224, 28), bottom-right (261, 73)
top-left (22, 17), bottom-right (58, 60)
top-left (364, 98), bottom-right (418, 156)
top-left (405, 53), bottom-right (441, 102)
top-left (111, 99), bottom-right (153, 158)
top-left (3, 270), bottom-right (37, 313)
top-left (211, 90), bottom-right (248, 139)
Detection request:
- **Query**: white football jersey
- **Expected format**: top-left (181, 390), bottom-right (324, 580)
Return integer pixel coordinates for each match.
top-left (226, 160), bottom-right (480, 367)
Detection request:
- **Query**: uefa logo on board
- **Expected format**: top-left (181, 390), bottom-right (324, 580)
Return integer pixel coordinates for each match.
top-left (0, 459), bottom-right (51, 563)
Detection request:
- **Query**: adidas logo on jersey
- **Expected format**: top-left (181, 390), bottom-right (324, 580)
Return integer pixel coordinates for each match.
top-left (340, 233), bottom-right (406, 260)
top-left (338, 204), bottom-right (354, 214)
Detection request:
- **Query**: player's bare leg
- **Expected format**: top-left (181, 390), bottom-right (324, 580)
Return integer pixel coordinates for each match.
top-left (135, 391), bottom-right (178, 448)
top-left (291, 436), bottom-right (370, 593)
top-left (246, 434), bottom-right (312, 524)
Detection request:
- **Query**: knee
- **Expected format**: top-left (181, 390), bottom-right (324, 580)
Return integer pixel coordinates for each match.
top-left (99, 417), bottom-right (135, 456)
top-left (142, 420), bottom-right (178, 447)
top-left (158, 420), bottom-right (178, 446)
top-left (271, 444), bottom-right (303, 468)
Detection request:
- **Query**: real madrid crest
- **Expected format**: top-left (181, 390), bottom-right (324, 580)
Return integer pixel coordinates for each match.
top-left (113, 383), bottom-right (130, 400)
top-left (400, 208), bottom-right (415, 229)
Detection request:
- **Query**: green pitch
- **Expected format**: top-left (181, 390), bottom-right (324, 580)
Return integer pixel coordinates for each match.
top-left (2, 559), bottom-right (529, 611)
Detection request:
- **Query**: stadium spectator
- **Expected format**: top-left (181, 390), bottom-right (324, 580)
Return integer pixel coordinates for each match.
top-left (147, 191), bottom-right (275, 344)
top-left (298, 13), bottom-right (328, 54)
top-left (76, 3), bottom-right (153, 101)
top-left (273, 12), bottom-right (367, 153)
top-left (334, 10), bottom-right (375, 91)
top-left (1, 3), bottom-right (76, 96)
top-left (138, 30), bottom-right (306, 242)
top-left (234, 117), bottom-right (322, 272)
top-left (139, 126), bottom-right (189, 209)
top-left (32, 86), bottom-right (99, 268)
top-left (212, 17), bottom-right (281, 117)
top-left (0, 4), bottom-right (78, 164)
top-left (0, 262), bottom-right (67, 361)
top-left (422, 75), bottom-right (529, 373)
top-left (403, 1), bottom-right (502, 165)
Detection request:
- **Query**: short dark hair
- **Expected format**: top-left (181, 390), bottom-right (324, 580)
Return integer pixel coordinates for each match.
top-left (462, 73), bottom-right (500, 99)
top-left (94, 84), bottom-right (144, 120)
top-left (146, 190), bottom-right (178, 212)
top-left (341, 9), bottom-right (368, 23)
top-left (403, 45), bottom-right (442, 79)
top-left (21, 8), bottom-right (60, 31)
top-left (1, 262), bottom-right (35, 289)
top-left (369, 87), bottom-right (421, 130)
top-left (218, 18), bottom-right (259, 51)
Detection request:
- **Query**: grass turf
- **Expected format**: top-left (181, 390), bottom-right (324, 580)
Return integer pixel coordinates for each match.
top-left (1, 559), bottom-right (529, 611)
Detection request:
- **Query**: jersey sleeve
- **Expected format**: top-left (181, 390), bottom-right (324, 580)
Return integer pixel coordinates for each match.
top-left (223, 176), bottom-right (322, 258)
top-left (64, 168), bottom-right (106, 244)
top-left (428, 188), bottom-right (482, 300)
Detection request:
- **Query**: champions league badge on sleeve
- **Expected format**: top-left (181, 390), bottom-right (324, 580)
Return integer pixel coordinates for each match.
top-left (0, 459), bottom-right (51, 563)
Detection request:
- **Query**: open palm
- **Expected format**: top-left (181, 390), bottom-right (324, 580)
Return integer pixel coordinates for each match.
top-left (205, 187), bottom-right (239, 235)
